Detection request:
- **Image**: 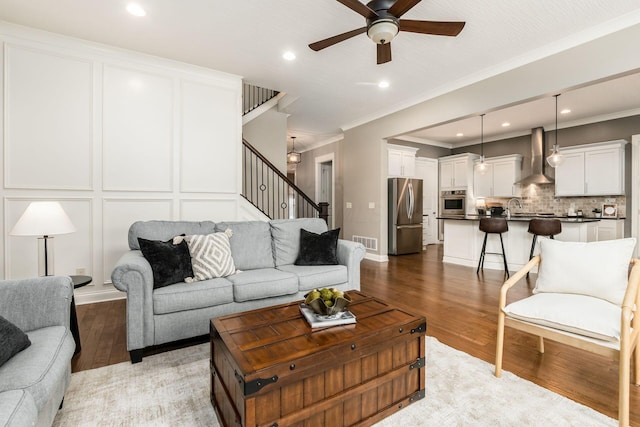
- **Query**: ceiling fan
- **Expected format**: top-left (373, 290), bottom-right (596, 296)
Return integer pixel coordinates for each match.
top-left (309, 0), bottom-right (465, 64)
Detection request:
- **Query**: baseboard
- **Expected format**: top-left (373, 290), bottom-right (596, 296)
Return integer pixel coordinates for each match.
top-left (75, 287), bottom-right (125, 305)
top-left (364, 252), bottom-right (389, 262)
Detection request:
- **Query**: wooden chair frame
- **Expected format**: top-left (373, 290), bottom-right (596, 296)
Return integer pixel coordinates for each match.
top-left (495, 255), bottom-right (640, 427)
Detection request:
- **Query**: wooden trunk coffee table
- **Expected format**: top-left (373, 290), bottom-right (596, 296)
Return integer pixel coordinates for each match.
top-left (210, 290), bottom-right (427, 427)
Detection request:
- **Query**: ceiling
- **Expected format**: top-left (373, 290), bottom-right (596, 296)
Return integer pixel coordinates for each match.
top-left (0, 1), bottom-right (639, 150)
top-left (402, 71), bottom-right (640, 148)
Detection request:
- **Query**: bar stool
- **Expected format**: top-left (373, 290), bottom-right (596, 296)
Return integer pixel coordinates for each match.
top-left (527, 218), bottom-right (562, 278)
top-left (477, 217), bottom-right (509, 277)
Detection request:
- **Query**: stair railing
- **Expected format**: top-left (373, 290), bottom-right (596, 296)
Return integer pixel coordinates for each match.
top-left (242, 139), bottom-right (328, 222)
top-left (243, 83), bottom-right (279, 116)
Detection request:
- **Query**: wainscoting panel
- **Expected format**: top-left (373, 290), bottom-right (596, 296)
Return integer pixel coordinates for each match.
top-left (102, 198), bottom-right (172, 283)
top-left (180, 81), bottom-right (239, 193)
top-left (180, 198), bottom-right (237, 222)
top-left (4, 198), bottom-right (93, 279)
top-left (4, 44), bottom-right (93, 190)
top-left (102, 65), bottom-right (173, 192)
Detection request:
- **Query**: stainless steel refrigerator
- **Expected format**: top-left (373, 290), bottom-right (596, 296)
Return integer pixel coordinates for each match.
top-left (388, 178), bottom-right (423, 255)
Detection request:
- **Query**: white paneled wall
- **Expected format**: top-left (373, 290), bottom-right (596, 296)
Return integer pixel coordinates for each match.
top-left (0, 23), bottom-right (242, 304)
top-left (102, 66), bottom-right (174, 192)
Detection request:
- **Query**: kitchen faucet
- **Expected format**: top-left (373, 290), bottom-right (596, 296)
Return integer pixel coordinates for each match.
top-left (506, 198), bottom-right (523, 219)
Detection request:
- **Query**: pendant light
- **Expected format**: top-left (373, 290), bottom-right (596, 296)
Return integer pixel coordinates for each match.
top-left (546, 94), bottom-right (564, 167)
top-left (476, 114), bottom-right (488, 175)
top-left (287, 136), bottom-right (301, 164)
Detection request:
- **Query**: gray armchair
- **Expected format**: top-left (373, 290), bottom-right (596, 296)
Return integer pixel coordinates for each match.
top-left (0, 276), bottom-right (75, 427)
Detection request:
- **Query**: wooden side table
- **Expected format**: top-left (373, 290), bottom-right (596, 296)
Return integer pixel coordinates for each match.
top-left (69, 275), bottom-right (92, 355)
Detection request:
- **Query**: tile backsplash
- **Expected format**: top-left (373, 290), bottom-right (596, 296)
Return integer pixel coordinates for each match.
top-left (482, 184), bottom-right (626, 218)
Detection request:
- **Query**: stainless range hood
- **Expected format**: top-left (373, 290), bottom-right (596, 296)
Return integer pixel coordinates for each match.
top-left (515, 127), bottom-right (554, 186)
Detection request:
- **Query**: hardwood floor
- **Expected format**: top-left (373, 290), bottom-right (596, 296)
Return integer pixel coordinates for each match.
top-left (72, 244), bottom-right (640, 423)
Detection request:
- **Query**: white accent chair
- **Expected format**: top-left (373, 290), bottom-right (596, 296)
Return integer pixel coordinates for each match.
top-left (495, 238), bottom-right (640, 427)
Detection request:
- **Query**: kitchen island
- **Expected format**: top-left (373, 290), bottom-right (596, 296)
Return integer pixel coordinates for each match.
top-left (439, 215), bottom-right (601, 273)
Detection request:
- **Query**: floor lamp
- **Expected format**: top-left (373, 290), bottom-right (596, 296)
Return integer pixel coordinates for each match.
top-left (10, 201), bottom-right (76, 276)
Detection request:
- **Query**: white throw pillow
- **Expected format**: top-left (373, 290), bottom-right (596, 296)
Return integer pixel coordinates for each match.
top-left (174, 229), bottom-right (236, 281)
top-left (534, 238), bottom-right (636, 305)
top-left (504, 293), bottom-right (621, 342)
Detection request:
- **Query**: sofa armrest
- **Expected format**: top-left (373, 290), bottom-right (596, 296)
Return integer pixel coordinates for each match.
top-left (337, 239), bottom-right (366, 291)
top-left (110, 251), bottom-right (155, 351)
top-left (0, 276), bottom-right (73, 332)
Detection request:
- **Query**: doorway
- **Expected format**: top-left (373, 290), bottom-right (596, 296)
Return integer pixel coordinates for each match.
top-left (315, 154), bottom-right (335, 229)
top-left (415, 157), bottom-right (439, 246)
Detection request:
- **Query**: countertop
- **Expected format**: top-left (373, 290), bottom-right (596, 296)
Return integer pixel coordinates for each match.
top-left (437, 214), bottom-right (608, 223)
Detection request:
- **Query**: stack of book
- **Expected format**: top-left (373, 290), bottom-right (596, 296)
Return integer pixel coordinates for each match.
top-left (299, 303), bottom-right (356, 328)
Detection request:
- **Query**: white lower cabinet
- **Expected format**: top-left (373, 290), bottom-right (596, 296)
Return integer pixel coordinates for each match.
top-left (442, 219), bottom-right (603, 272)
top-left (597, 219), bottom-right (624, 241)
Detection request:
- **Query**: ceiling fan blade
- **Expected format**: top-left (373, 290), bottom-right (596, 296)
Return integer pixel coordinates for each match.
top-left (309, 27), bottom-right (367, 51)
top-left (377, 43), bottom-right (392, 64)
top-left (388, 0), bottom-right (422, 18)
top-left (337, 0), bottom-right (379, 19)
top-left (399, 20), bottom-right (466, 36)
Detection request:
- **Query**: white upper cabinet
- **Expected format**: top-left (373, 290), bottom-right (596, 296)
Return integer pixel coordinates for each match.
top-left (555, 140), bottom-right (626, 196)
top-left (439, 153), bottom-right (478, 190)
top-left (388, 144), bottom-right (419, 177)
top-left (473, 155), bottom-right (522, 198)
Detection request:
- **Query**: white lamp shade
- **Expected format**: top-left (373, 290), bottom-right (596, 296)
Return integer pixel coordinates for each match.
top-left (10, 201), bottom-right (76, 236)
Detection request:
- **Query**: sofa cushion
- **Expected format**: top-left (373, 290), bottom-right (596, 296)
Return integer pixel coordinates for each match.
top-left (216, 221), bottom-right (275, 270)
top-left (175, 230), bottom-right (236, 281)
top-left (504, 293), bottom-right (621, 342)
top-left (128, 220), bottom-right (216, 250)
top-left (227, 269), bottom-right (298, 302)
top-left (0, 390), bottom-right (38, 427)
top-left (0, 326), bottom-right (74, 410)
top-left (153, 277), bottom-right (234, 315)
top-left (295, 228), bottom-right (340, 266)
top-left (0, 315), bottom-right (31, 367)
top-left (270, 219), bottom-right (328, 267)
top-left (278, 264), bottom-right (348, 292)
top-left (534, 238), bottom-right (636, 305)
top-left (138, 238), bottom-right (194, 289)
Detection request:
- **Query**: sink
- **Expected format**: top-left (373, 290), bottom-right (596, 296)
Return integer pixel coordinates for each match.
top-left (511, 212), bottom-right (536, 217)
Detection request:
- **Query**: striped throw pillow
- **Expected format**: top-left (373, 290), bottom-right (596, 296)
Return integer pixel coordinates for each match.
top-left (174, 229), bottom-right (236, 281)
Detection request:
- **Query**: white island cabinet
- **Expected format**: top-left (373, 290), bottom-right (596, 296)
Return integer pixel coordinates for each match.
top-left (442, 218), bottom-right (599, 273)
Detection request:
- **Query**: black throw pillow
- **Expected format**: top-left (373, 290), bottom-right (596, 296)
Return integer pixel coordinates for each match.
top-left (295, 228), bottom-right (340, 266)
top-left (0, 316), bottom-right (31, 367)
top-left (138, 237), bottom-right (194, 289)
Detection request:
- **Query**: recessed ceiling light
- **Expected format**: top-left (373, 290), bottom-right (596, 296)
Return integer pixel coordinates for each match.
top-left (378, 81), bottom-right (390, 89)
top-left (282, 51), bottom-right (296, 61)
top-left (456, 133), bottom-right (464, 137)
top-left (561, 108), bottom-right (571, 114)
top-left (126, 3), bottom-right (146, 17)
top-left (501, 122), bottom-right (510, 127)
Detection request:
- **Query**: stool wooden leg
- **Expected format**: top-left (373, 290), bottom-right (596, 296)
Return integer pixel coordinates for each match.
top-left (477, 233), bottom-right (488, 274)
top-left (527, 235), bottom-right (537, 278)
top-left (499, 233), bottom-right (509, 277)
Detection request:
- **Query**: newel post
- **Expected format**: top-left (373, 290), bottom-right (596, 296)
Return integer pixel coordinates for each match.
top-left (318, 202), bottom-right (329, 225)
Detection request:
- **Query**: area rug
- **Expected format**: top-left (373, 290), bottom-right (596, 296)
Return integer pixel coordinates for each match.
top-left (53, 337), bottom-right (616, 426)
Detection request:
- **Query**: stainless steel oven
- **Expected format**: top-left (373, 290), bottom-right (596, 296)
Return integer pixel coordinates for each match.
top-left (440, 190), bottom-right (466, 216)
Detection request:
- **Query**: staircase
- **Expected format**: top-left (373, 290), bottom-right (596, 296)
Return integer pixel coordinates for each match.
top-left (243, 83), bottom-right (279, 116)
top-left (241, 83), bottom-right (327, 223)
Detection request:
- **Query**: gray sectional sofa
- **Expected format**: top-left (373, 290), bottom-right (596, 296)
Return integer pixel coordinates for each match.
top-left (111, 218), bottom-right (366, 363)
top-left (0, 276), bottom-right (75, 427)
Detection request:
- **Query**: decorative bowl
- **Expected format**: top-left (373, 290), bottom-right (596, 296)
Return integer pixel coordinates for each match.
top-left (305, 292), bottom-right (351, 316)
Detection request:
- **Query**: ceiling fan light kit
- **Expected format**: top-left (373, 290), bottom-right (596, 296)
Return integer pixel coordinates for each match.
top-left (367, 19), bottom-right (399, 44)
top-left (309, 0), bottom-right (465, 64)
